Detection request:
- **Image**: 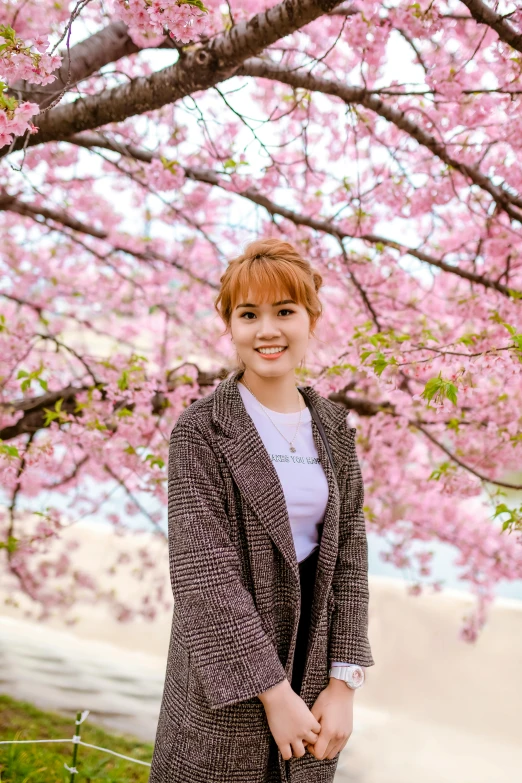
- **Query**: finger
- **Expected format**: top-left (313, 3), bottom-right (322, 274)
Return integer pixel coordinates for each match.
top-left (306, 728), bottom-right (320, 743)
top-left (311, 738), bottom-right (330, 761)
top-left (291, 740), bottom-right (308, 759)
top-left (281, 744), bottom-right (293, 761)
top-left (308, 706), bottom-right (322, 727)
top-left (325, 739), bottom-right (343, 760)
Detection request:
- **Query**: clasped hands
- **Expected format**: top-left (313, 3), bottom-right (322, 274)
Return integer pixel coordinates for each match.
top-left (261, 675), bottom-right (354, 762)
top-left (303, 677), bottom-right (354, 761)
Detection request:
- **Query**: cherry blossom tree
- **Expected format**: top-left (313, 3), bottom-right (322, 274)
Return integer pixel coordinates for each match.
top-left (0, 0), bottom-right (521, 642)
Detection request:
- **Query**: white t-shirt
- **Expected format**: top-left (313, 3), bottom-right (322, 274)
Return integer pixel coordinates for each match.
top-left (237, 380), bottom-right (328, 563)
top-left (237, 380), bottom-right (353, 669)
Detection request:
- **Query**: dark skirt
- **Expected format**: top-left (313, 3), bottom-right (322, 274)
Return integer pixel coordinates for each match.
top-left (291, 545), bottom-right (320, 696)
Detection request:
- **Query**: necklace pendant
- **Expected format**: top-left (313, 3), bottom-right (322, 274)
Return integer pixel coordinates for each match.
top-left (290, 445), bottom-right (296, 453)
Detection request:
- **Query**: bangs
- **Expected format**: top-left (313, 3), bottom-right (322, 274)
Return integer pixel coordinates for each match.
top-left (214, 237), bottom-right (323, 332)
top-left (228, 256), bottom-right (308, 311)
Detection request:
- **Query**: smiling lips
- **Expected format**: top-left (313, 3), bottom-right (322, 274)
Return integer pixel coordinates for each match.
top-left (256, 346), bottom-right (288, 358)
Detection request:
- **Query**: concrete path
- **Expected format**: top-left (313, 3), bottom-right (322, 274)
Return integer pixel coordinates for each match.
top-left (0, 615), bottom-right (164, 743)
top-left (2, 613), bottom-right (522, 782)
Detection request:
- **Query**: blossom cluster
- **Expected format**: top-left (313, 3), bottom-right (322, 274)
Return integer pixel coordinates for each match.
top-left (0, 26), bottom-right (61, 85)
top-left (0, 93), bottom-right (39, 147)
top-left (111, 0), bottom-right (218, 46)
top-left (0, 24), bottom-right (61, 148)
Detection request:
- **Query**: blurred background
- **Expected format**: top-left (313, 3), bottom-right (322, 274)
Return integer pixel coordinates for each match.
top-left (1, 1), bottom-right (522, 781)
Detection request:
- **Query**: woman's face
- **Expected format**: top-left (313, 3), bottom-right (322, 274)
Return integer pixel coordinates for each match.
top-left (229, 289), bottom-right (311, 376)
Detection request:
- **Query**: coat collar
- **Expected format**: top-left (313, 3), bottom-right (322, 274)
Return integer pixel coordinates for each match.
top-left (211, 369), bottom-right (348, 623)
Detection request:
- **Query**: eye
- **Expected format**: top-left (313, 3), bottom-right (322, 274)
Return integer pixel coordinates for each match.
top-left (239, 309), bottom-right (295, 319)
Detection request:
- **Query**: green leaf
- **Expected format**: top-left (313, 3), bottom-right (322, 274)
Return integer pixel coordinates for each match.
top-left (160, 155), bottom-right (180, 173)
top-left (0, 535), bottom-right (19, 553)
top-left (145, 454), bottom-right (165, 469)
top-left (43, 398), bottom-right (68, 426)
top-left (325, 362), bottom-right (357, 376)
top-left (421, 372), bottom-right (458, 406)
top-left (446, 418), bottom-right (461, 432)
top-left (179, 0), bottom-right (208, 11)
top-left (445, 382), bottom-right (458, 405)
top-left (0, 443), bottom-right (19, 458)
top-left (457, 332), bottom-right (478, 345)
top-left (372, 352), bottom-right (390, 377)
top-left (428, 461), bottom-right (453, 481)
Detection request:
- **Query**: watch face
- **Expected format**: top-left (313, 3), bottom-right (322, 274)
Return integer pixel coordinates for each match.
top-left (349, 667), bottom-right (365, 687)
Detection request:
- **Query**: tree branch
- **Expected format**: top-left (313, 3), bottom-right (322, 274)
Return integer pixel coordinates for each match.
top-left (0, 364), bottom-right (386, 442)
top-left (1, 0), bottom-right (344, 155)
top-left (0, 191), bottom-right (217, 290)
top-left (58, 131), bottom-right (520, 298)
top-left (458, 0), bottom-right (522, 52)
top-left (3, 371), bottom-right (521, 491)
top-left (235, 58), bottom-right (522, 223)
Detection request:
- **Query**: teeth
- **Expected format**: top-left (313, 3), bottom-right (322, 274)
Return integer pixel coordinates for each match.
top-left (258, 347), bottom-right (286, 354)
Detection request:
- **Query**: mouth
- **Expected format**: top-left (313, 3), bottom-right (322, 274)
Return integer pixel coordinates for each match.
top-left (255, 346), bottom-right (288, 358)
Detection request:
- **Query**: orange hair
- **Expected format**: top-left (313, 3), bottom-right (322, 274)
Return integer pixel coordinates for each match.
top-left (214, 238), bottom-right (324, 338)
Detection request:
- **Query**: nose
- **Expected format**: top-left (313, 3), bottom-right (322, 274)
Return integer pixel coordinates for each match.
top-left (256, 319), bottom-right (283, 338)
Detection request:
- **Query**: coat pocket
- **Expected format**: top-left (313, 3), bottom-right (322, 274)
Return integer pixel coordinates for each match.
top-left (171, 703), bottom-right (272, 778)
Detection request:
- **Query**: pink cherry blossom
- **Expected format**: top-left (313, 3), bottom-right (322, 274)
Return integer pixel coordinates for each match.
top-left (0, 0), bottom-right (520, 643)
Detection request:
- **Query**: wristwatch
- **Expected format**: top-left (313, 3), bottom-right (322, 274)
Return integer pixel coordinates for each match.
top-left (328, 664), bottom-right (365, 689)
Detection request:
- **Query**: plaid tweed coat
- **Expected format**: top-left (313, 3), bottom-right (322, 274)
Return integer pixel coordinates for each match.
top-left (149, 369), bottom-right (374, 783)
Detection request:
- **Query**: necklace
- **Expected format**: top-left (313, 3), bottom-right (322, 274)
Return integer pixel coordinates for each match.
top-left (240, 376), bottom-right (304, 453)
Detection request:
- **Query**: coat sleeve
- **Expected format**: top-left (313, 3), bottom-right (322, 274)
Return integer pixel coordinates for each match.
top-left (167, 417), bottom-right (288, 710)
top-left (328, 425), bottom-right (375, 668)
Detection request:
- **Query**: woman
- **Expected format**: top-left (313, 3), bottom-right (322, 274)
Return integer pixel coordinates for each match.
top-left (149, 238), bottom-right (374, 783)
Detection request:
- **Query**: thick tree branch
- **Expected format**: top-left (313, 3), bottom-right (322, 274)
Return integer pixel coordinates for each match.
top-left (1, 385), bottom-right (84, 440)
top-left (235, 58), bottom-right (522, 223)
top-left (0, 370), bottom-right (381, 442)
top-left (458, 0), bottom-right (522, 52)
top-left (61, 131), bottom-right (521, 298)
top-left (3, 373), bottom-right (522, 490)
top-left (1, 0), bottom-right (343, 155)
top-left (9, 21), bottom-right (189, 109)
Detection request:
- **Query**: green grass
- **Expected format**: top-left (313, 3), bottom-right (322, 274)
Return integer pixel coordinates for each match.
top-left (0, 694), bottom-right (153, 782)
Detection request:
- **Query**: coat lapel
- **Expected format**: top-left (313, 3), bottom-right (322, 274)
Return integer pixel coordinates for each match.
top-left (213, 369), bottom-right (299, 582)
top-left (211, 370), bottom-right (348, 627)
